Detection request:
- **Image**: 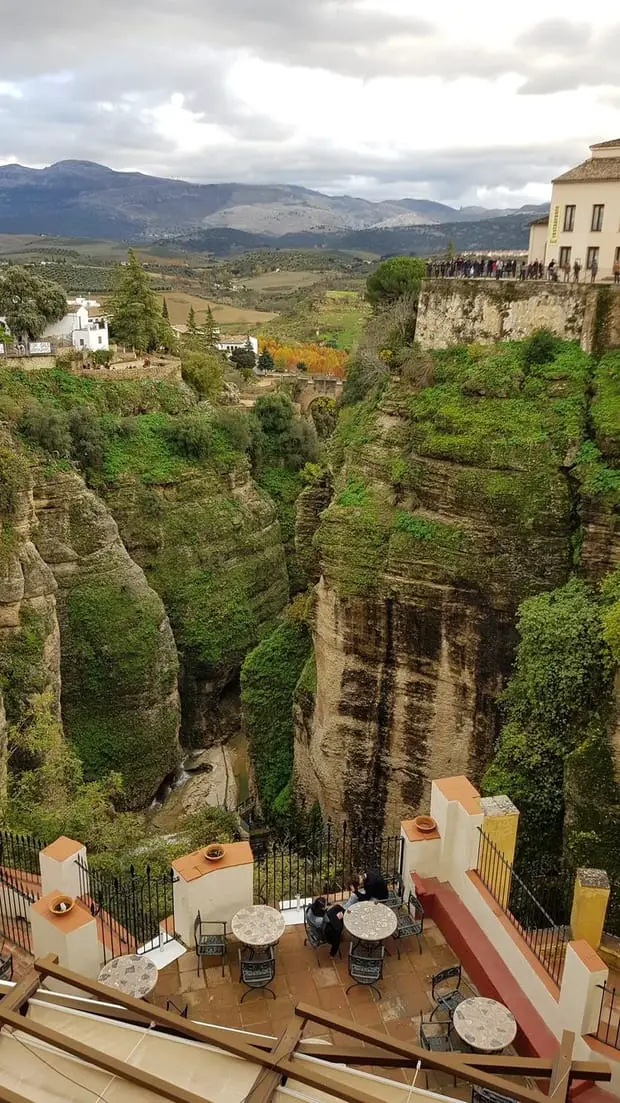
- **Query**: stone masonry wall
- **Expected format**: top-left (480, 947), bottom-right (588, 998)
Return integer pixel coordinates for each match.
top-left (415, 280), bottom-right (620, 353)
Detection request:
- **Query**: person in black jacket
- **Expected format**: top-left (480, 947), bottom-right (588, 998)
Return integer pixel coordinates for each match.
top-left (324, 903), bottom-right (344, 958)
top-left (361, 868), bottom-right (389, 901)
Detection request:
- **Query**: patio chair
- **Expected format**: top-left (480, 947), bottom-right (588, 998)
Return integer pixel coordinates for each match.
top-left (472, 1089), bottom-right (518, 1103)
top-left (238, 945), bottom-right (276, 1003)
top-left (385, 873), bottom-right (405, 910)
top-left (346, 942), bottom-right (384, 1000)
top-left (303, 905), bottom-right (330, 964)
top-left (419, 1014), bottom-right (454, 1090)
top-left (0, 943), bottom-right (13, 982)
top-left (392, 891), bottom-right (424, 957)
top-left (430, 964), bottom-right (466, 1020)
top-left (194, 911), bottom-right (227, 976)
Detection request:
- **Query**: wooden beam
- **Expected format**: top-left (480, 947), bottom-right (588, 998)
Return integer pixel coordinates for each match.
top-left (0, 955), bottom-right (56, 1015)
top-left (293, 1004), bottom-right (603, 1103)
top-left (0, 1087), bottom-right (42, 1103)
top-left (245, 1018), bottom-right (306, 1103)
top-left (549, 1031), bottom-right (575, 1103)
top-left (0, 1006), bottom-right (216, 1103)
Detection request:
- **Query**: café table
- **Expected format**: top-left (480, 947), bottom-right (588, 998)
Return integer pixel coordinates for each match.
top-left (98, 953), bottom-right (158, 1000)
top-left (453, 997), bottom-right (517, 1052)
top-left (231, 904), bottom-right (286, 948)
top-left (343, 900), bottom-right (397, 946)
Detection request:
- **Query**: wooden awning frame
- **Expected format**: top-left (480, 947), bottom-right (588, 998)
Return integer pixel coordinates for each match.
top-left (0, 956), bottom-right (611, 1103)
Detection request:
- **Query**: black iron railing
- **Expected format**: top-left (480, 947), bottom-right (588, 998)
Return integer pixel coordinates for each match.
top-left (254, 821), bottom-right (403, 910)
top-left (0, 830), bottom-right (46, 954)
top-left (476, 829), bottom-right (569, 985)
top-left (593, 983), bottom-right (620, 1050)
top-left (76, 860), bottom-right (177, 964)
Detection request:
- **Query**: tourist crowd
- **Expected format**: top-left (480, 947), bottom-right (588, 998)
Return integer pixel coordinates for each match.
top-left (426, 257), bottom-right (602, 283)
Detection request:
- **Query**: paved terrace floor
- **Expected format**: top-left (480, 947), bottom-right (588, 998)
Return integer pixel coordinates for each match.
top-left (151, 919), bottom-right (478, 1099)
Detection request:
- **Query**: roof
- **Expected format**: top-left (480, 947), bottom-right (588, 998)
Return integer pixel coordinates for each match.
top-left (552, 157), bottom-right (620, 183)
top-left (591, 138), bottom-right (620, 149)
top-left (529, 216), bottom-right (549, 226)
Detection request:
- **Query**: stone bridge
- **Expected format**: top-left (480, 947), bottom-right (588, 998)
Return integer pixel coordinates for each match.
top-left (297, 375), bottom-right (343, 413)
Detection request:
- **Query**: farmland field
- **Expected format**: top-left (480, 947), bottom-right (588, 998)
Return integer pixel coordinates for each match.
top-left (244, 270), bottom-right (327, 292)
top-left (155, 291), bottom-right (277, 328)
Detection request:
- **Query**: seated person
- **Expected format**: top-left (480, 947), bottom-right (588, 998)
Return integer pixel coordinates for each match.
top-left (362, 868), bottom-right (389, 902)
top-left (344, 878), bottom-right (362, 908)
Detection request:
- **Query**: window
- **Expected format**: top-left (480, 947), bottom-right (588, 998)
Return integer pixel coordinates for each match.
top-left (559, 246), bottom-right (572, 268)
top-left (563, 205), bottom-right (576, 232)
top-left (615, 246), bottom-right (620, 265)
top-left (98, 335), bottom-right (103, 345)
top-left (586, 246), bottom-right (600, 270)
top-left (591, 204), bottom-right (604, 232)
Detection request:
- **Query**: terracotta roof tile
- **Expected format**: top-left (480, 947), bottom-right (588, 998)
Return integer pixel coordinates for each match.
top-left (32, 890), bottom-right (94, 932)
top-left (591, 138), bottom-right (620, 149)
top-left (172, 841), bottom-right (253, 883)
top-left (41, 836), bottom-right (83, 862)
top-left (553, 157), bottom-right (620, 183)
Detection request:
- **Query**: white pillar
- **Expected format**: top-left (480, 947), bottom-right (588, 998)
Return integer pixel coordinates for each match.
top-left (31, 890), bottom-right (102, 986)
top-left (172, 842), bottom-right (254, 947)
top-left (430, 776), bottom-right (483, 885)
top-left (559, 941), bottom-right (608, 1036)
top-left (39, 836), bottom-right (87, 899)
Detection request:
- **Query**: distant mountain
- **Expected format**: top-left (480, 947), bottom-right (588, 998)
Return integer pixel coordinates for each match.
top-left (0, 159), bottom-right (547, 241)
top-left (165, 210), bottom-right (543, 258)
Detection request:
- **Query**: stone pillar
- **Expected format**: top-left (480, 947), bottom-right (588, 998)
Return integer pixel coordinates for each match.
top-left (559, 940), bottom-right (608, 1035)
top-left (479, 795), bottom-right (520, 908)
top-left (39, 836), bottom-right (87, 899)
top-left (430, 776), bottom-right (483, 884)
top-left (172, 842), bottom-right (254, 948)
top-left (570, 868), bottom-right (610, 951)
top-left (400, 819), bottom-right (441, 883)
top-left (31, 890), bottom-right (101, 986)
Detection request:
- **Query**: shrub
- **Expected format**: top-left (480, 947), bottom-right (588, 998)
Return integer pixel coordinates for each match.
top-left (18, 403), bottom-right (71, 457)
top-left (521, 329), bottom-right (561, 371)
top-left (181, 350), bottom-right (224, 399)
top-left (68, 407), bottom-right (107, 473)
top-left (166, 413), bottom-right (213, 460)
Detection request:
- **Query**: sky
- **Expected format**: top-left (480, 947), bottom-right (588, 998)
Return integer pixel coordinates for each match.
top-left (1, 0), bottom-right (620, 208)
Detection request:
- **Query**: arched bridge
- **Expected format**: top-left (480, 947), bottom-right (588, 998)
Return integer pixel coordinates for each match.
top-left (298, 375), bottom-right (343, 413)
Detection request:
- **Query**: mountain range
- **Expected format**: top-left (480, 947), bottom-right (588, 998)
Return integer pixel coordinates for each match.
top-left (0, 160), bottom-right (548, 243)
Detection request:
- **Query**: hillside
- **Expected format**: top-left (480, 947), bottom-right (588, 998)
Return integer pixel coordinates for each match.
top-left (0, 159), bottom-right (546, 242)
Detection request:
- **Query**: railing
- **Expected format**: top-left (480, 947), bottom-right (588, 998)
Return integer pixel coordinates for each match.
top-left (76, 860), bottom-right (177, 964)
top-left (254, 821), bottom-right (404, 910)
top-left (476, 829), bottom-right (569, 985)
top-left (593, 983), bottom-right (620, 1050)
top-left (0, 830), bottom-right (46, 954)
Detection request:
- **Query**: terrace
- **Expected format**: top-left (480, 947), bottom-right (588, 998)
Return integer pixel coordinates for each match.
top-left (1, 774), bottom-right (619, 1103)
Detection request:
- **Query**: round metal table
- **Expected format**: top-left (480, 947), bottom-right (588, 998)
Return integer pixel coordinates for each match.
top-left (343, 901), bottom-right (397, 944)
top-left (98, 954), bottom-right (158, 1000)
top-left (231, 905), bottom-right (286, 948)
top-left (453, 997), bottom-right (517, 1052)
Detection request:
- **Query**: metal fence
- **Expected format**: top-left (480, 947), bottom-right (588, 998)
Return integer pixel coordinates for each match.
top-left (76, 860), bottom-right (177, 964)
top-left (593, 983), bottom-right (620, 1050)
top-left (476, 829), bottom-right (569, 985)
top-left (254, 821), bottom-right (404, 910)
top-left (0, 830), bottom-right (46, 953)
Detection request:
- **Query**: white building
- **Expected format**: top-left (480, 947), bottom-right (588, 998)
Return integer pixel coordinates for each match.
top-left (43, 304), bottom-right (109, 351)
top-left (216, 334), bottom-right (259, 358)
top-left (528, 138), bottom-right (620, 279)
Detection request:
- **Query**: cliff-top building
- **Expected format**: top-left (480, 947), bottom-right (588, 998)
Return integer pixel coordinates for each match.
top-left (528, 138), bottom-right (620, 278)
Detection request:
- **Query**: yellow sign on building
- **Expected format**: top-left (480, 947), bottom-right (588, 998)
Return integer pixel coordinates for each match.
top-left (549, 204), bottom-right (561, 244)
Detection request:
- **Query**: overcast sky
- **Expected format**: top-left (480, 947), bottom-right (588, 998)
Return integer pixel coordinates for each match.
top-left (1, 0), bottom-right (619, 207)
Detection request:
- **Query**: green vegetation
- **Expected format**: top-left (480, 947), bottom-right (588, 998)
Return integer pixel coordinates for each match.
top-left (109, 250), bottom-right (175, 352)
top-left (0, 265), bottom-right (67, 341)
top-left (0, 609), bottom-right (51, 722)
top-left (241, 612), bottom-right (311, 820)
top-left (180, 349), bottom-right (224, 400)
top-left (366, 256), bottom-right (427, 307)
top-left (256, 466), bottom-right (306, 594)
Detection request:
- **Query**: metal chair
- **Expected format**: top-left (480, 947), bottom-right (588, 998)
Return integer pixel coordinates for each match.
top-left (238, 946), bottom-right (276, 1003)
top-left (472, 1089), bottom-right (518, 1103)
top-left (346, 942), bottom-right (384, 1000)
top-left (304, 905), bottom-right (329, 964)
top-left (420, 1015), bottom-right (454, 1090)
top-left (430, 964), bottom-right (466, 1020)
top-left (194, 911), bottom-right (227, 976)
top-left (0, 943), bottom-right (13, 982)
top-left (385, 874), bottom-right (405, 910)
top-left (393, 891), bottom-right (424, 957)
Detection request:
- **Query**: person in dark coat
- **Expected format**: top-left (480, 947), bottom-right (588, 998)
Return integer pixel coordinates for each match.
top-left (356, 868), bottom-right (389, 902)
top-left (324, 903), bottom-right (345, 957)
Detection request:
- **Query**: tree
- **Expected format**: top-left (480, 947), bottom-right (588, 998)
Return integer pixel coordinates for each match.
top-left (365, 256), bottom-right (427, 307)
top-left (187, 305), bottom-right (197, 333)
top-left (257, 348), bottom-right (275, 373)
top-left (0, 266), bottom-right (67, 341)
top-left (296, 361), bottom-right (308, 373)
top-left (202, 306), bottom-right (218, 348)
top-left (230, 345), bottom-right (256, 379)
top-left (181, 350), bottom-right (224, 400)
top-left (109, 250), bottom-right (168, 353)
top-left (162, 297), bottom-right (170, 321)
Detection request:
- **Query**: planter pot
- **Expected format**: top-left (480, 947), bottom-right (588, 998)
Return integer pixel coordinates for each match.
top-left (414, 815), bottom-right (437, 834)
top-left (204, 845), bottom-right (225, 862)
top-left (49, 895), bottom-right (75, 915)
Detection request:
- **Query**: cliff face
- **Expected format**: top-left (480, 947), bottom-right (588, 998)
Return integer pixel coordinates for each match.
top-left (295, 343), bottom-right (588, 833)
top-left (31, 469), bottom-right (181, 808)
top-left (104, 464), bottom-right (289, 746)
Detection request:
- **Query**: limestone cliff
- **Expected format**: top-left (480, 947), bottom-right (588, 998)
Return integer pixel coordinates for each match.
top-left (104, 463), bottom-right (289, 746)
top-left (295, 342), bottom-right (589, 833)
top-left (31, 469), bottom-right (181, 808)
